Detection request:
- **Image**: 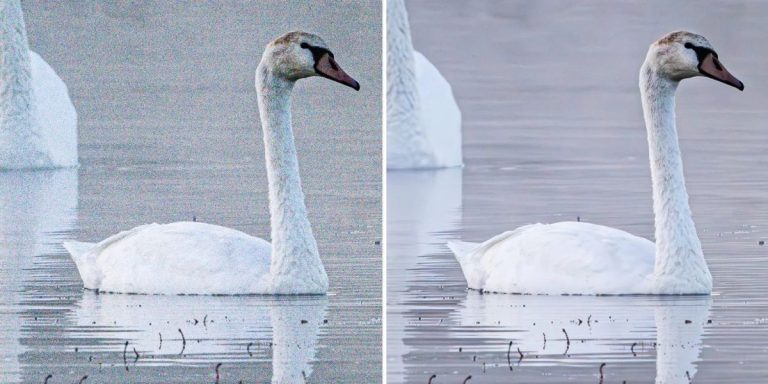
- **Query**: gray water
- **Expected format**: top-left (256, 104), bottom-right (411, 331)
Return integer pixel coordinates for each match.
top-left (388, 1), bottom-right (768, 383)
top-left (0, 2), bottom-right (381, 383)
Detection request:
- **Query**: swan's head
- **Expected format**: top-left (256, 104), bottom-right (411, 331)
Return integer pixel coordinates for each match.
top-left (260, 31), bottom-right (360, 90)
top-left (644, 31), bottom-right (743, 90)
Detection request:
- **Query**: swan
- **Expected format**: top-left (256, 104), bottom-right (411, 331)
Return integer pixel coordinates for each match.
top-left (448, 31), bottom-right (743, 295)
top-left (386, 0), bottom-right (462, 169)
top-left (63, 31), bottom-right (360, 295)
top-left (0, 0), bottom-right (77, 169)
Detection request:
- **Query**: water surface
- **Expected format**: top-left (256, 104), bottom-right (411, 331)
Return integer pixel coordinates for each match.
top-left (388, 1), bottom-right (768, 383)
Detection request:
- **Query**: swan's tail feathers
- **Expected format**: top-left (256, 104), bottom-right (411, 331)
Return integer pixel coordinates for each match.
top-left (447, 240), bottom-right (479, 261)
top-left (63, 241), bottom-right (99, 289)
top-left (447, 240), bottom-right (481, 284)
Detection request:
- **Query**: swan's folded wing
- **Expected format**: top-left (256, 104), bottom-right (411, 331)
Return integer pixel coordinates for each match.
top-left (66, 222), bottom-right (272, 295)
top-left (462, 222), bottom-right (656, 295)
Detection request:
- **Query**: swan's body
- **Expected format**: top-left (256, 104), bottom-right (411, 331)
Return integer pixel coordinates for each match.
top-left (0, 1), bottom-right (77, 169)
top-left (450, 222), bottom-right (656, 295)
top-left (386, 0), bottom-right (461, 169)
top-left (449, 31), bottom-right (743, 295)
top-left (64, 31), bottom-right (359, 295)
top-left (65, 222), bottom-right (272, 295)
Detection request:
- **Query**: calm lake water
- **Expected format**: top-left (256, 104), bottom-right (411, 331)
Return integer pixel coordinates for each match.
top-left (388, 1), bottom-right (768, 383)
top-left (0, 1), bottom-right (381, 383)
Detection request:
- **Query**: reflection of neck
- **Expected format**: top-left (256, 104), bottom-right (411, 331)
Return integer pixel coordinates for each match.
top-left (653, 301), bottom-right (709, 383)
top-left (386, 0), bottom-right (433, 167)
top-left (256, 64), bottom-right (327, 294)
top-left (270, 301), bottom-right (326, 384)
top-left (639, 64), bottom-right (711, 293)
top-left (0, 0), bottom-right (47, 166)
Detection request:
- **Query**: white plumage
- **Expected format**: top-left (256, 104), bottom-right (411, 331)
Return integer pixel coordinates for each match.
top-left (450, 222), bottom-right (655, 295)
top-left (65, 222), bottom-right (272, 295)
top-left (386, 0), bottom-right (462, 169)
top-left (0, 1), bottom-right (77, 169)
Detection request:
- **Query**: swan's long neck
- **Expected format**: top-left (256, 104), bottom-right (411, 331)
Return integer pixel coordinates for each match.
top-left (0, 0), bottom-right (46, 167)
top-left (640, 64), bottom-right (712, 294)
top-left (386, 0), bottom-right (433, 168)
top-left (256, 65), bottom-right (328, 294)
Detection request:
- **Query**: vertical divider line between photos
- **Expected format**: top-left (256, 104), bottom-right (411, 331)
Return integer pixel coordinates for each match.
top-left (381, 0), bottom-right (388, 382)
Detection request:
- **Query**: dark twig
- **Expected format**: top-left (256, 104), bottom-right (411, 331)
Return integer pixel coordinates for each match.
top-left (562, 328), bottom-right (570, 355)
top-left (462, 375), bottom-right (472, 384)
top-left (631, 342), bottom-right (637, 356)
top-left (517, 347), bottom-right (524, 363)
top-left (599, 363), bottom-right (606, 384)
top-left (43, 374), bottom-right (52, 384)
top-left (178, 328), bottom-right (186, 355)
top-left (686, 370), bottom-right (692, 383)
top-left (427, 374), bottom-right (436, 384)
top-left (247, 342), bottom-right (254, 357)
top-left (123, 341), bottom-right (129, 371)
top-left (78, 376), bottom-right (88, 384)
top-left (507, 341), bottom-right (513, 371)
top-left (133, 347), bottom-right (139, 363)
top-left (215, 363), bottom-right (222, 384)
top-left (543, 332), bottom-right (547, 350)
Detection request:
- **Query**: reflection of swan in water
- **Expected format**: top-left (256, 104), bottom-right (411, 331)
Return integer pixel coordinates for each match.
top-left (459, 293), bottom-right (711, 383)
top-left (387, 168), bottom-right (463, 258)
top-left (387, 168), bottom-right (462, 383)
top-left (0, 169), bottom-right (78, 383)
top-left (73, 294), bottom-right (327, 383)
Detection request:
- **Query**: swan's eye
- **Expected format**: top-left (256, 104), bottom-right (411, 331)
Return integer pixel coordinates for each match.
top-left (683, 43), bottom-right (718, 64)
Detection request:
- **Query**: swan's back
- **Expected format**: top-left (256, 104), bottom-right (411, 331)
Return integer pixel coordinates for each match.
top-left (413, 52), bottom-right (462, 168)
top-left (449, 222), bottom-right (656, 295)
top-left (30, 51), bottom-right (77, 167)
top-left (64, 222), bottom-right (271, 295)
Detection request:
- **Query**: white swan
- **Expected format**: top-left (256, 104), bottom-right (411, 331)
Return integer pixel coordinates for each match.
top-left (0, 0), bottom-right (77, 169)
top-left (386, 0), bottom-right (462, 169)
top-left (448, 31), bottom-right (743, 295)
top-left (63, 31), bottom-right (360, 295)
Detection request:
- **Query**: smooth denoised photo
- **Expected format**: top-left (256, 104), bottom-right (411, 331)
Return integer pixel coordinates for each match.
top-left (387, 1), bottom-right (767, 383)
top-left (1, 1), bottom-right (381, 383)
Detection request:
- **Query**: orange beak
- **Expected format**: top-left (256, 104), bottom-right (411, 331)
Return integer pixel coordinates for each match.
top-left (315, 53), bottom-right (360, 91)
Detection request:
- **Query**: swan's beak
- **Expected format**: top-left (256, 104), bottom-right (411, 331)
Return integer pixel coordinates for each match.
top-left (699, 53), bottom-right (744, 91)
top-left (315, 53), bottom-right (360, 91)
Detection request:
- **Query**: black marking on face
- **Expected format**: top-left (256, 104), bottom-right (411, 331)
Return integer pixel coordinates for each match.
top-left (684, 42), bottom-right (718, 65)
top-left (300, 42), bottom-right (335, 69)
top-left (684, 42), bottom-right (742, 90)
